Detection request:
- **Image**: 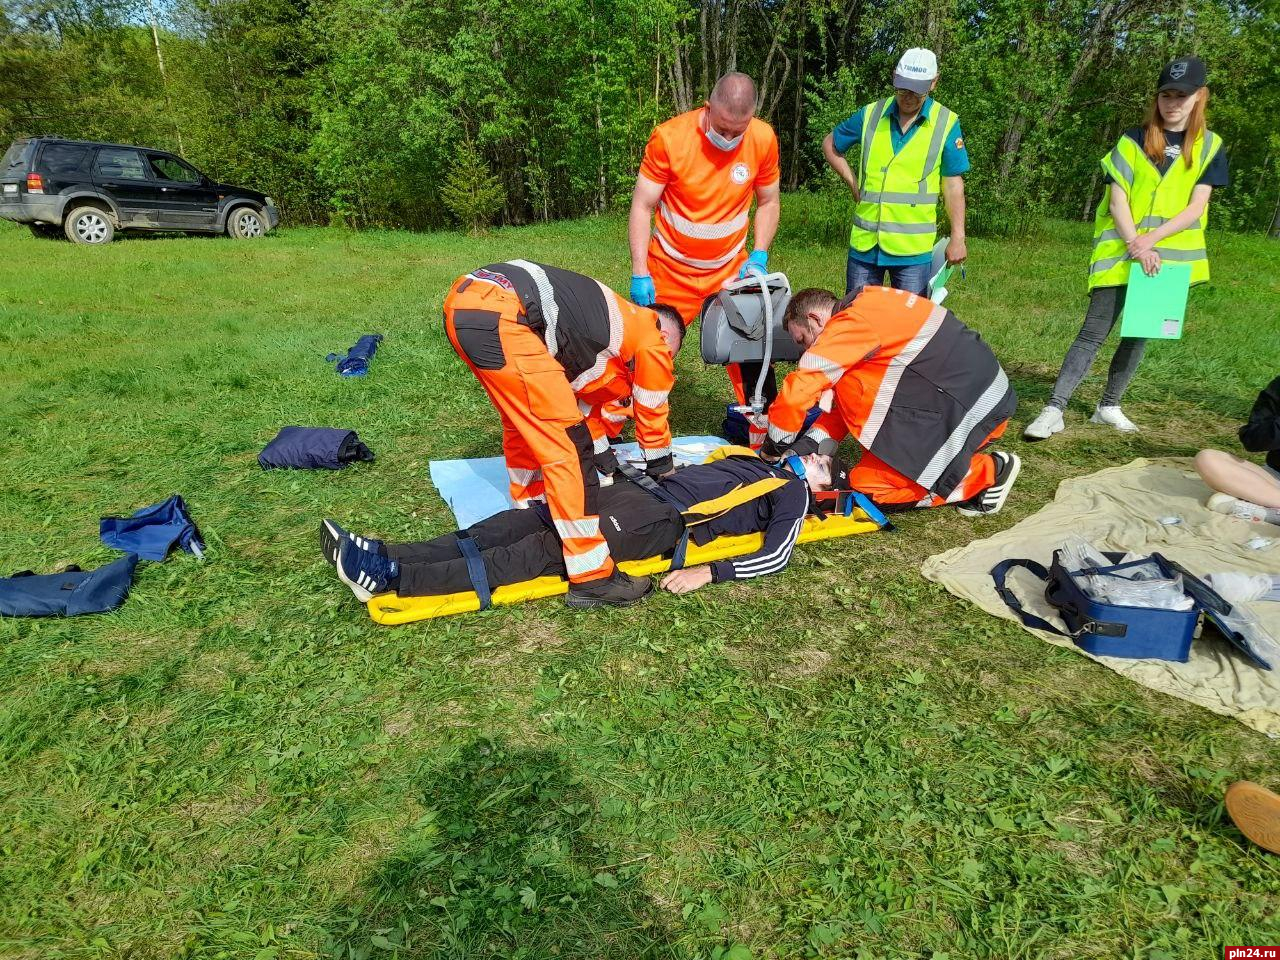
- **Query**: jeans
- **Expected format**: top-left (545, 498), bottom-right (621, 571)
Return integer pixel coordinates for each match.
top-left (1048, 286), bottom-right (1147, 410)
top-left (845, 255), bottom-right (931, 298)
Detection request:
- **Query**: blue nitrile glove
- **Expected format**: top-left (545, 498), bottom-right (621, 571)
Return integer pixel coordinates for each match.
top-left (739, 249), bottom-right (769, 279)
top-left (631, 275), bottom-right (656, 306)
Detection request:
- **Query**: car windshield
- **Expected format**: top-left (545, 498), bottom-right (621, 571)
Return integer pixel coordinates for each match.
top-left (3, 141), bottom-right (34, 175)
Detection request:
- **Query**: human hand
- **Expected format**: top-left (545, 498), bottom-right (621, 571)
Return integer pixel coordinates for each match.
top-left (661, 565), bottom-right (713, 594)
top-left (1127, 234), bottom-right (1155, 259)
top-left (945, 236), bottom-right (967, 264)
top-left (1139, 249), bottom-right (1161, 277)
top-left (739, 249), bottom-right (769, 279)
top-left (631, 275), bottom-right (656, 305)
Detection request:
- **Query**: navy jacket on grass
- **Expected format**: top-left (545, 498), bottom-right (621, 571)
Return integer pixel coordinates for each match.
top-left (0, 554), bottom-right (138, 617)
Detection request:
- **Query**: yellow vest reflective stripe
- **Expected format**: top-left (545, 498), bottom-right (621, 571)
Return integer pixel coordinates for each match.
top-left (850, 99), bottom-right (959, 258)
top-left (681, 477), bottom-right (791, 525)
top-left (1088, 130), bottom-right (1222, 290)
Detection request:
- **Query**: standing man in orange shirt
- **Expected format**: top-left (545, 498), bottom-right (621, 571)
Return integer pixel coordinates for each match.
top-left (628, 72), bottom-right (782, 406)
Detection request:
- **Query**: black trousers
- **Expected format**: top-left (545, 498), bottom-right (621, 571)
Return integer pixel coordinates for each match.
top-left (387, 482), bottom-right (684, 597)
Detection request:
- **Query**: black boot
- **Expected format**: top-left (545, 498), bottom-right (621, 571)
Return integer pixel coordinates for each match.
top-left (566, 570), bottom-right (653, 608)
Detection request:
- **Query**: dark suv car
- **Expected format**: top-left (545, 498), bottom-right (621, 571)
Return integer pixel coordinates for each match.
top-left (0, 137), bottom-right (279, 244)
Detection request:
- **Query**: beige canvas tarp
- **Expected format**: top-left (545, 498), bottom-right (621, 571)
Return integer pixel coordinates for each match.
top-left (922, 458), bottom-right (1280, 735)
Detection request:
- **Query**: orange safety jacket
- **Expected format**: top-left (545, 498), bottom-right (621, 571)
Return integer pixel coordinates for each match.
top-left (766, 287), bottom-right (1017, 500)
top-left (467, 261), bottom-right (675, 470)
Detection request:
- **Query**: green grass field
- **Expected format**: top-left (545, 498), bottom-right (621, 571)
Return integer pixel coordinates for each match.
top-left (1, 207), bottom-right (1278, 960)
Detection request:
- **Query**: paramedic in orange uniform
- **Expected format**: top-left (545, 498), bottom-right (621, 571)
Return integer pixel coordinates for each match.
top-left (763, 286), bottom-right (1024, 516)
top-left (442, 261), bottom-right (684, 608)
top-left (628, 71), bottom-right (781, 404)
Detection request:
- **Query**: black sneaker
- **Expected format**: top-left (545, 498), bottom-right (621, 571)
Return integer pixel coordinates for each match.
top-left (565, 570), bottom-right (653, 608)
top-left (336, 539), bottom-right (399, 602)
top-left (957, 451), bottom-right (1022, 517)
top-left (320, 519), bottom-right (384, 567)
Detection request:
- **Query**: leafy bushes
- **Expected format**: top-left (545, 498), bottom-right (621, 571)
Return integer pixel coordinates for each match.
top-left (2, 0), bottom-right (1276, 235)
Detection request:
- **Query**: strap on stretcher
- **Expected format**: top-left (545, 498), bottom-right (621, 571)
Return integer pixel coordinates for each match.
top-left (455, 532), bottom-right (492, 611)
top-left (825, 490), bottom-right (890, 528)
top-left (615, 462), bottom-right (692, 571)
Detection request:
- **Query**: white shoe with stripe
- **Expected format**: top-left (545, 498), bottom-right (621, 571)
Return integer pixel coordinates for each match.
top-left (336, 539), bottom-right (397, 602)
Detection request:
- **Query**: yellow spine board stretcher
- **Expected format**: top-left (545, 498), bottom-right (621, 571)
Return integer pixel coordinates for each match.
top-left (367, 446), bottom-right (883, 623)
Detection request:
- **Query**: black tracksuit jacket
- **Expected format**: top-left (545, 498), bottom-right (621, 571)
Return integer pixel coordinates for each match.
top-left (387, 458), bottom-right (810, 596)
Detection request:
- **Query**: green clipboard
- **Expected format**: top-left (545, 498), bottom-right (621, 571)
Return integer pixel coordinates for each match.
top-left (1119, 261), bottom-right (1191, 340)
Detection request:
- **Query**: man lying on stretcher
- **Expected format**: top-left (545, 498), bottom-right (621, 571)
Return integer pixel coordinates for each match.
top-left (321, 449), bottom-right (849, 607)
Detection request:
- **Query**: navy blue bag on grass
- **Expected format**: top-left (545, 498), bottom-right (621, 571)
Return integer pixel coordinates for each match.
top-left (0, 554), bottom-right (138, 617)
top-left (259, 427), bottom-right (375, 470)
top-left (992, 550), bottom-right (1273, 668)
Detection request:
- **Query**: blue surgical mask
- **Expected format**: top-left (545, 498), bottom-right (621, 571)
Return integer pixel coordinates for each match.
top-left (704, 123), bottom-right (744, 152)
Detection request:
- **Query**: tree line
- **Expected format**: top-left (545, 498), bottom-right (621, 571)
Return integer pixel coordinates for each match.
top-left (2, 0), bottom-right (1278, 236)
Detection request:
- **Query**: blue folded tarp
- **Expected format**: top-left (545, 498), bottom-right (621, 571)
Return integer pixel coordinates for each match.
top-left (0, 554), bottom-right (138, 617)
top-left (259, 426), bottom-right (375, 470)
top-left (429, 436), bottom-right (727, 528)
top-left (100, 495), bottom-right (204, 562)
top-left (326, 334), bottom-right (383, 377)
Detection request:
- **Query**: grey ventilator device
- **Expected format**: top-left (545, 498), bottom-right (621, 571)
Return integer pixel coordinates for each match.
top-left (699, 269), bottom-right (800, 415)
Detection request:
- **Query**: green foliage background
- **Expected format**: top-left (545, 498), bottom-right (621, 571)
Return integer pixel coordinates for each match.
top-left (2, 0), bottom-right (1278, 232)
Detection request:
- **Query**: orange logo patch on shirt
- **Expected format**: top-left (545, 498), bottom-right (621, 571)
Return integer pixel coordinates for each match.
top-left (953, 137), bottom-right (964, 150)
top-left (731, 163), bottom-right (751, 185)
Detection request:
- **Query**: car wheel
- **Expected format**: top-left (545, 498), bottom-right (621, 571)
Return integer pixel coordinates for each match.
top-left (29, 224), bottom-right (62, 239)
top-left (228, 206), bottom-right (266, 239)
top-left (64, 206), bottom-right (115, 245)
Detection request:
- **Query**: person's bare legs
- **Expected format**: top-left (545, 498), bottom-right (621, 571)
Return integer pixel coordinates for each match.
top-left (1194, 450), bottom-right (1280, 509)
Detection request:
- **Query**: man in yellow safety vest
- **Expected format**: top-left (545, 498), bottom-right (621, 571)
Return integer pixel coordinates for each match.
top-left (822, 48), bottom-right (969, 297)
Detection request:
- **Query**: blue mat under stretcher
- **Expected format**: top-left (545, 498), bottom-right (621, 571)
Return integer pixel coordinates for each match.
top-left (429, 436), bottom-right (727, 528)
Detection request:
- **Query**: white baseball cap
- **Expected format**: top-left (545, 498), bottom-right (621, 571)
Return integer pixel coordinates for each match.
top-left (893, 48), bottom-right (938, 94)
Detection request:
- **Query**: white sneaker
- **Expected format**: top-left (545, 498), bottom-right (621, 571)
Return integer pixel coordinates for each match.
top-left (1023, 405), bottom-right (1065, 441)
top-left (1090, 405), bottom-right (1139, 432)
top-left (1207, 492), bottom-right (1270, 523)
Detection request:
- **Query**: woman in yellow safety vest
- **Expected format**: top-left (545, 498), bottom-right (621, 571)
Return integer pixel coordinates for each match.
top-left (1024, 56), bottom-right (1228, 442)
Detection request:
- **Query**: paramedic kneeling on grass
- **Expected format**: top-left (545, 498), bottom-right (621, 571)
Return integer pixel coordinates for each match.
top-left (763, 286), bottom-right (1022, 514)
top-left (321, 451), bottom-right (848, 602)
